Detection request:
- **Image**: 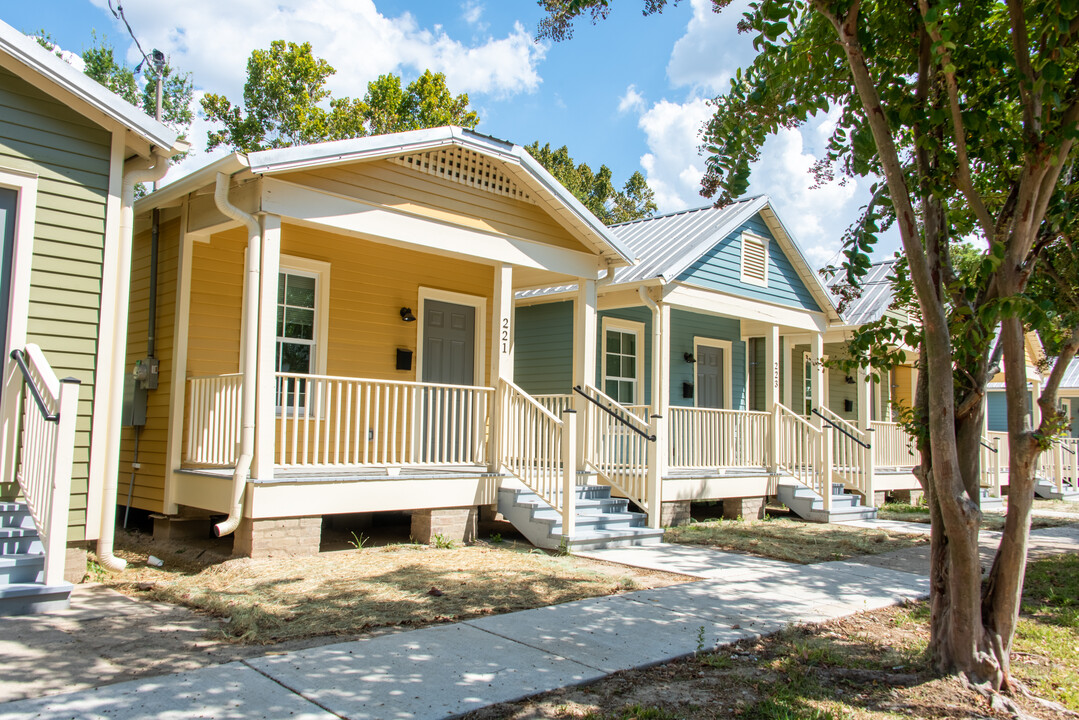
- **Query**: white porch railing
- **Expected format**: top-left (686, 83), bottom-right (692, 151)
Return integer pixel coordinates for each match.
top-left (1060, 438), bottom-right (1079, 491)
top-left (497, 379), bottom-right (576, 536)
top-left (185, 373), bottom-right (243, 465)
top-left (986, 431), bottom-right (1009, 472)
top-left (668, 407), bottom-right (770, 469)
top-left (275, 373), bottom-right (492, 467)
top-left (577, 384), bottom-right (654, 517)
top-left (871, 421), bottom-right (918, 469)
top-left (818, 406), bottom-right (872, 500)
top-left (981, 435), bottom-right (1002, 496)
top-left (775, 403), bottom-right (828, 508)
top-left (9, 345), bottom-right (80, 586)
top-left (533, 393), bottom-right (573, 418)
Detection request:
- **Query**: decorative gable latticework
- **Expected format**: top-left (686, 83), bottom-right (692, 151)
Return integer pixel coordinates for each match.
top-left (390, 147), bottom-right (534, 203)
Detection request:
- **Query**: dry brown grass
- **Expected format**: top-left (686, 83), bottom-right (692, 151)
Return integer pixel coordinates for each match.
top-left (664, 517), bottom-right (929, 563)
top-left (878, 502), bottom-right (1078, 530)
top-left (104, 533), bottom-right (688, 645)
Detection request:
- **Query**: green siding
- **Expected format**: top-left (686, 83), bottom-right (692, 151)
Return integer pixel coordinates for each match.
top-left (514, 301), bottom-right (574, 395)
top-left (0, 66), bottom-right (111, 542)
top-left (825, 342), bottom-right (858, 422)
top-left (677, 213), bottom-right (821, 312)
top-left (668, 309), bottom-right (745, 410)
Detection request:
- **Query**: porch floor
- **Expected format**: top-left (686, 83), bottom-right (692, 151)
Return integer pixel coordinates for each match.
top-left (177, 465), bottom-right (506, 485)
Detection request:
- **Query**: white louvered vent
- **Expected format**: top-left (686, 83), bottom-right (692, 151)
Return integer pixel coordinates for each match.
top-left (390, 148), bottom-right (533, 203)
top-left (741, 232), bottom-right (769, 286)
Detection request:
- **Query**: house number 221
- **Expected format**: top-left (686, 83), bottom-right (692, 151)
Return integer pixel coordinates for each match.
top-left (501, 317), bottom-right (510, 354)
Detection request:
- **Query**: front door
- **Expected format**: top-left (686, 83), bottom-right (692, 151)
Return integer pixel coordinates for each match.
top-left (696, 345), bottom-right (725, 409)
top-left (422, 300), bottom-right (475, 385)
top-left (0, 188), bottom-right (17, 408)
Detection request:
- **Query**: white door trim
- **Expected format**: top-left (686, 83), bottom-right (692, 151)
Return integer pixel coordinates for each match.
top-left (416, 287), bottom-right (487, 386)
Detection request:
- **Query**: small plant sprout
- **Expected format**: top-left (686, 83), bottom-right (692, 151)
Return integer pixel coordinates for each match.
top-left (348, 531), bottom-right (368, 550)
top-left (489, 532), bottom-right (503, 544)
top-left (432, 533), bottom-right (455, 549)
top-left (696, 625), bottom-right (707, 654)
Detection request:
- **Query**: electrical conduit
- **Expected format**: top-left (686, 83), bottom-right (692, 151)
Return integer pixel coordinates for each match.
top-left (97, 152), bottom-right (170, 572)
top-left (212, 172), bottom-right (261, 537)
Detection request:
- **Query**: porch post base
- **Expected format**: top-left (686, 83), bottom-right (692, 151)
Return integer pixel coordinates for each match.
top-left (660, 500), bottom-right (692, 527)
top-left (411, 507), bottom-right (477, 545)
top-left (891, 489), bottom-right (924, 506)
top-left (233, 516), bottom-right (323, 558)
top-left (723, 496), bottom-right (766, 520)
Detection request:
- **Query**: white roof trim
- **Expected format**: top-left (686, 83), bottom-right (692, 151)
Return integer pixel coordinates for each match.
top-left (0, 19), bottom-right (182, 152)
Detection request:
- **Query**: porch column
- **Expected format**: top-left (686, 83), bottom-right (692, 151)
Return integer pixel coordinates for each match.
top-left (656, 300), bottom-right (671, 417)
top-left (573, 278), bottom-right (598, 468)
top-left (810, 334), bottom-right (824, 425)
top-left (781, 336), bottom-right (792, 408)
top-left (857, 366), bottom-right (876, 504)
top-left (1031, 376), bottom-right (1042, 429)
top-left (766, 325), bottom-right (780, 473)
top-left (253, 214), bottom-right (282, 480)
top-left (488, 264), bottom-right (513, 472)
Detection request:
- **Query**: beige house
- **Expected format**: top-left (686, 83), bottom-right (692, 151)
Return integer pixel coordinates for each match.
top-left (0, 20), bottom-right (184, 612)
top-left (122, 127), bottom-right (648, 556)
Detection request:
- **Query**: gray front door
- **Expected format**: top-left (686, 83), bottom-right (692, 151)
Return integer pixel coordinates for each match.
top-left (696, 345), bottom-right (724, 409)
top-left (422, 300), bottom-right (475, 385)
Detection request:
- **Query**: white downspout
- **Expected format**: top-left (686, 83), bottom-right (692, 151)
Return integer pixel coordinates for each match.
top-left (212, 172), bottom-right (260, 537)
top-left (97, 152), bottom-right (170, 572)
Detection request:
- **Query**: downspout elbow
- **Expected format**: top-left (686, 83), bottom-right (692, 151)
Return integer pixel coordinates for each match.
top-left (212, 172), bottom-right (260, 538)
top-left (97, 152), bottom-right (171, 574)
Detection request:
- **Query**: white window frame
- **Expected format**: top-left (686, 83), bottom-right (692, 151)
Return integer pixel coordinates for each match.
top-left (739, 231), bottom-right (770, 288)
top-left (802, 350), bottom-right (813, 416)
top-left (601, 317), bottom-right (645, 405)
top-left (415, 287), bottom-right (487, 387)
top-left (692, 337), bottom-right (733, 409)
top-left (274, 256), bottom-right (330, 416)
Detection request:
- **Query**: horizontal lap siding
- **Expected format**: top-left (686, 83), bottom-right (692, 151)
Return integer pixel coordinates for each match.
top-left (119, 218), bottom-right (180, 513)
top-left (514, 301), bottom-right (573, 395)
top-left (826, 342), bottom-right (858, 422)
top-left (282, 160), bottom-right (591, 254)
top-left (677, 214), bottom-right (821, 312)
top-left (0, 67), bottom-right (111, 542)
top-left (280, 224), bottom-right (494, 384)
top-left (669, 310), bottom-right (745, 410)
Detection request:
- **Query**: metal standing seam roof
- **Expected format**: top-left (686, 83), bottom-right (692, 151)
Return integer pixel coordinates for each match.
top-left (0, 19), bottom-right (181, 153)
top-left (825, 259), bottom-right (900, 325)
top-left (1060, 357), bottom-right (1079, 389)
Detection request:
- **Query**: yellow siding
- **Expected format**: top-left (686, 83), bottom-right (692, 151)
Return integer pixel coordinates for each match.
top-left (116, 218), bottom-right (181, 513)
top-left (280, 159), bottom-right (592, 255)
top-left (186, 228), bottom-right (246, 377)
top-left (280, 223), bottom-right (495, 384)
top-left (894, 365), bottom-right (914, 410)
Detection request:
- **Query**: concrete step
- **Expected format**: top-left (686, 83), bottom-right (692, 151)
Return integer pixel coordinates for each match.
top-left (0, 553), bottom-right (45, 584)
top-left (0, 582), bottom-right (72, 616)
top-left (1034, 480), bottom-right (1079, 501)
top-left (0, 527), bottom-right (43, 555)
top-left (0, 502), bottom-right (35, 530)
top-left (777, 478), bottom-right (878, 523)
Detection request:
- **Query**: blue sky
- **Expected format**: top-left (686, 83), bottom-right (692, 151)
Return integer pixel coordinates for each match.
top-left (3, 0), bottom-right (887, 267)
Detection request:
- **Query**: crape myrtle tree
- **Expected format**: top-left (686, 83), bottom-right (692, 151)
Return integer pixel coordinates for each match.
top-left (538, 0), bottom-right (1079, 699)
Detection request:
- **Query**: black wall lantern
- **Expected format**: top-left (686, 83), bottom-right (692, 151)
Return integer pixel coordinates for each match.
top-left (684, 352), bottom-right (696, 364)
top-left (400, 307), bottom-right (416, 322)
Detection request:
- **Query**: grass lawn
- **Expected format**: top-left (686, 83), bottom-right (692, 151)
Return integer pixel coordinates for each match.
top-left (664, 516), bottom-right (929, 564)
top-left (878, 501), bottom-right (1078, 530)
top-left (464, 553), bottom-right (1079, 720)
top-left (101, 531), bottom-right (688, 644)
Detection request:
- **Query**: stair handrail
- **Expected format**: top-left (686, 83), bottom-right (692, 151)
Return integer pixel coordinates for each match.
top-left (8, 344), bottom-right (80, 586)
top-left (980, 437), bottom-right (999, 453)
top-left (573, 385), bottom-right (655, 442)
top-left (812, 407), bottom-right (870, 449)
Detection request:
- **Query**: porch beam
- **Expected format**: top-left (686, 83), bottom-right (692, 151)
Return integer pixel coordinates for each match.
top-left (663, 283), bottom-right (828, 333)
top-left (259, 178), bottom-right (605, 279)
top-left (253, 214), bottom-right (282, 481)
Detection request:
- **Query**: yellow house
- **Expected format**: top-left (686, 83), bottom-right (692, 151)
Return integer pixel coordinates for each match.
top-left (121, 127), bottom-right (645, 556)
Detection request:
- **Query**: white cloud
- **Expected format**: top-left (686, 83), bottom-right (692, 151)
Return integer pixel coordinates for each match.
top-left (462, 1), bottom-right (485, 28)
top-left (666, 0), bottom-right (754, 95)
top-left (618, 85), bottom-right (645, 114)
top-left (636, 98), bottom-right (713, 211)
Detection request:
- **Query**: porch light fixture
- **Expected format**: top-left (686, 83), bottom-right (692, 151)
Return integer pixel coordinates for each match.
top-left (845, 375), bottom-right (856, 384)
top-left (400, 307), bottom-right (416, 322)
top-left (684, 352), bottom-right (696, 364)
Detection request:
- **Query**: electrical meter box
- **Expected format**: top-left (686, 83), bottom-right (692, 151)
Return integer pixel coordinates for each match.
top-left (134, 357), bottom-right (159, 390)
top-left (122, 371), bottom-right (147, 427)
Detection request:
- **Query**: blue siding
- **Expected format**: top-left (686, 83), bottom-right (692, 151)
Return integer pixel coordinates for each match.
top-left (669, 309), bottom-right (745, 410)
top-left (513, 301), bottom-right (573, 395)
top-left (987, 390), bottom-right (1032, 432)
top-left (677, 213), bottom-right (821, 312)
top-left (597, 307), bottom-right (652, 404)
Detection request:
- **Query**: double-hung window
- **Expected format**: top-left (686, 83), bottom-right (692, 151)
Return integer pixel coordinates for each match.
top-left (603, 320), bottom-right (643, 405)
top-left (276, 269), bottom-right (319, 411)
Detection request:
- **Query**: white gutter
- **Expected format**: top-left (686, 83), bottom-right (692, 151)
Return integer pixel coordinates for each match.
top-left (212, 172), bottom-right (261, 537)
top-left (97, 151), bottom-right (170, 572)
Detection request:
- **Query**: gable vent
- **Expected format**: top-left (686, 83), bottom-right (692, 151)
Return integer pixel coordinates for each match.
top-left (390, 147), bottom-right (533, 203)
top-left (741, 233), bottom-right (769, 286)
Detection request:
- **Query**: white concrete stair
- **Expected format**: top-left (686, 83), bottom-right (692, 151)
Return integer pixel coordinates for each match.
top-left (776, 477), bottom-right (878, 523)
top-left (1034, 477), bottom-right (1079, 501)
top-left (498, 484), bottom-right (664, 551)
top-left (0, 501), bottom-right (72, 616)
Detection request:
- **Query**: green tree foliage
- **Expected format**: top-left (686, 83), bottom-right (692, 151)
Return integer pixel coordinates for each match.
top-left (202, 41), bottom-right (480, 152)
top-left (539, 0), bottom-right (1079, 695)
top-left (526, 142), bottom-right (656, 224)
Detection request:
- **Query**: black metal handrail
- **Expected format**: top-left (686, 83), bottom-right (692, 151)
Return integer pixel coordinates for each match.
top-left (10, 349), bottom-right (58, 423)
top-left (573, 385), bottom-right (656, 442)
top-left (980, 439), bottom-right (998, 453)
top-left (811, 408), bottom-right (871, 449)
top-left (1063, 443), bottom-right (1076, 456)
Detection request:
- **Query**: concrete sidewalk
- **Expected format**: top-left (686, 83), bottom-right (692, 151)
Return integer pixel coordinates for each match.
top-left (3, 527), bottom-right (1077, 720)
